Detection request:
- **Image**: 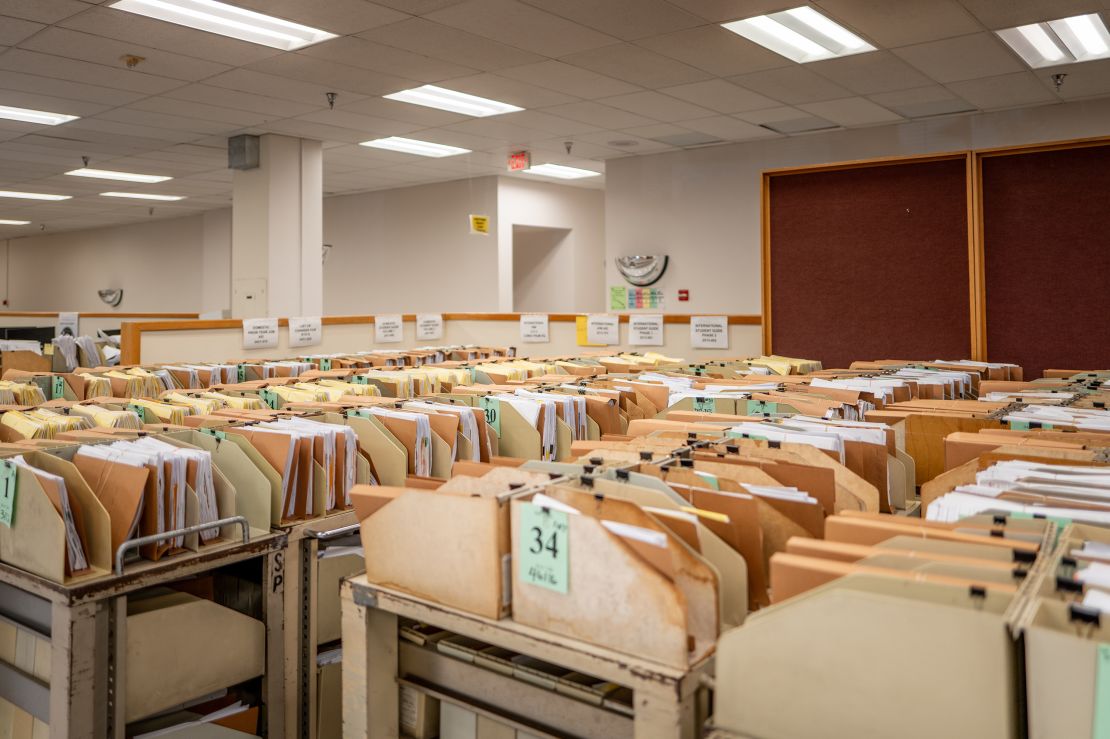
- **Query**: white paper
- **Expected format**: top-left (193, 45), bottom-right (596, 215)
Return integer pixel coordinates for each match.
top-left (287, 316), bottom-right (322, 348)
top-left (374, 314), bottom-right (403, 343)
top-left (416, 313), bottom-right (444, 341)
top-left (55, 311), bottom-right (79, 338)
top-left (242, 317), bottom-right (278, 349)
top-left (628, 314), bottom-right (664, 346)
top-left (520, 314), bottom-right (549, 343)
top-left (586, 314), bottom-right (620, 345)
top-left (690, 315), bottom-right (728, 349)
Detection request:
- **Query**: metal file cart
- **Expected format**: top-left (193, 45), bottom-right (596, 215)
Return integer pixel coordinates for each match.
top-left (340, 576), bottom-right (714, 739)
top-left (279, 509), bottom-right (364, 739)
top-left (0, 520), bottom-right (287, 738)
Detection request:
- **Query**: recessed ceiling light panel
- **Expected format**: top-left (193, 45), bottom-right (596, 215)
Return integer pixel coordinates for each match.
top-left (523, 164), bottom-right (601, 180)
top-left (66, 168), bottom-right (172, 183)
top-left (359, 137), bottom-right (471, 157)
top-left (100, 192), bottom-right (185, 201)
top-left (722, 6), bottom-right (875, 63)
top-left (997, 13), bottom-right (1110, 67)
top-left (0, 220), bottom-right (31, 226)
top-left (109, 0), bottom-right (337, 50)
top-left (0, 104), bottom-right (79, 126)
top-left (0, 191), bottom-right (71, 201)
top-left (384, 85), bottom-right (524, 117)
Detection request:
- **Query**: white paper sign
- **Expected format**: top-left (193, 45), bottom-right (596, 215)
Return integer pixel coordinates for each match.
top-left (628, 314), bottom-right (664, 346)
top-left (55, 312), bottom-right (79, 338)
top-left (416, 313), bottom-right (444, 341)
top-left (242, 317), bottom-right (279, 349)
top-left (690, 315), bottom-right (729, 349)
top-left (288, 316), bottom-right (322, 348)
top-left (375, 314), bottom-right (403, 343)
top-left (520, 314), bottom-right (549, 343)
top-left (586, 314), bottom-right (620, 345)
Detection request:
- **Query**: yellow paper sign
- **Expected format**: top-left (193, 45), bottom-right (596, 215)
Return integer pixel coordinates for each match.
top-left (469, 214), bottom-right (489, 235)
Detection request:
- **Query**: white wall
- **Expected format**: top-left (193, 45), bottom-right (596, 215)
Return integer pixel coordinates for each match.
top-left (497, 176), bottom-right (606, 313)
top-left (512, 226), bottom-right (573, 313)
top-left (201, 208), bottom-right (232, 317)
top-left (605, 96), bottom-right (1110, 315)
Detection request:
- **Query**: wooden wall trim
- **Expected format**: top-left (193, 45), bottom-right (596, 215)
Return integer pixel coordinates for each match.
top-left (763, 150), bottom-right (970, 178)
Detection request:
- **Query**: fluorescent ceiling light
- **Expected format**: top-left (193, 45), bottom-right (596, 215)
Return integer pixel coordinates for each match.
top-left (100, 192), bottom-right (185, 201)
top-left (384, 85), bottom-right (524, 117)
top-left (0, 220), bottom-right (31, 226)
top-left (722, 6), bottom-right (875, 63)
top-left (0, 190), bottom-right (70, 201)
top-left (108, 0), bottom-right (337, 51)
top-left (0, 104), bottom-right (79, 126)
top-left (359, 137), bottom-right (471, 158)
top-left (66, 168), bottom-right (172, 183)
top-left (997, 13), bottom-right (1110, 67)
top-left (523, 164), bottom-right (601, 180)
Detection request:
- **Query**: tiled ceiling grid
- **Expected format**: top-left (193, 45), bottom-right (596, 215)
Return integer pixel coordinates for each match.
top-left (0, 0), bottom-right (1108, 235)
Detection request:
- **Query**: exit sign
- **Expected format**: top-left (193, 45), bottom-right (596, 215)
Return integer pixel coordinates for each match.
top-left (508, 150), bottom-right (531, 171)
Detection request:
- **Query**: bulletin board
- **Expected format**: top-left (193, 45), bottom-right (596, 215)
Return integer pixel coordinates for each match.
top-left (978, 140), bottom-right (1110, 378)
top-left (763, 153), bottom-right (974, 369)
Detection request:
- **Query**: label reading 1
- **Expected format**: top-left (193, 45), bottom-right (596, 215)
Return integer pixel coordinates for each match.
top-left (479, 396), bottom-right (501, 437)
top-left (0, 462), bottom-right (15, 527)
top-left (51, 376), bottom-right (65, 400)
top-left (319, 358), bottom-right (332, 371)
top-left (1094, 644), bottom-right (1110, 739)
top-left (692, 397), bottom-right (716, 413)
top-left (259, 389), bottom-right (279, 410)
top-left (518, 502), bottom-right (568, 594)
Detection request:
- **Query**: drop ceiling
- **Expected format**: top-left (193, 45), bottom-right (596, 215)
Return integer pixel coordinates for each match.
top-left (0, 0), bottom-right (1108, 236)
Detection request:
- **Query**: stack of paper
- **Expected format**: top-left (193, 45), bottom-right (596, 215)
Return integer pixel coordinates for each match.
top-left (11, 455), bottom-right (89, 574)
top-left (69, 404), bottom-right (143, 430)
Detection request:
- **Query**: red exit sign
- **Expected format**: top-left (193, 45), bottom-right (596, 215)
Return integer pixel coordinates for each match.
top-left (508, 150), bottom-right (531, 171)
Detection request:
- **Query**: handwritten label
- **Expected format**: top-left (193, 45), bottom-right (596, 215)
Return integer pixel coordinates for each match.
top-left (692, 397), bottom-right (716, 413)
top-left (586, 314), bottom-right (620, 345)
top-left (242, 317), bottom-right (279, 349)
top-left (746, 400), bottom-right (779, 416)
top-left (55, 312), bottom-right (79, 338)
top-left (479, 396), bottom-right (501, 437)
top-left (690, 315), bottom-right (728, 349)
top-left (319, 358), bottom-right (332, 371)
top-left (259, 388), bottom-right (279, 410)
top-left (518, 502), bottom-right (568, 594)
top-left (0, 462), bottom-right (15, 527)
top-left (51, 376), bottom-right (65, 400)
top-left (628, 314), bottom-right (663, 346)
top-left (288, 316), bottom-right (322, 348)
top-left (237, 363), bottom-right (247, 382)
top-left (520, 314), bottom-right (549, 343)
top-left (416, 314), bottom-right (444, 341)
top-left (375, 314), bottom-right (403, 344)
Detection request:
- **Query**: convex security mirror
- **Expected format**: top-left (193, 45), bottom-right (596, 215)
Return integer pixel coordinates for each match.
top-left (615, 255), bottom-right (668, 286)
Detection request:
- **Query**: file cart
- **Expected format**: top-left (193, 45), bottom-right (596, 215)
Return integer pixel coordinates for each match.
top-left (0, 524), bottom-right (287, 738)
top-left (340, 576), bottom-right (713, 739)
top-left (279, 509), bottom-right (363, 739)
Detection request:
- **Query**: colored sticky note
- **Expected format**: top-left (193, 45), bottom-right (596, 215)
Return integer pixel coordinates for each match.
top-left (518, 502), bottom-right (569, 594)
top-left (0, 462), bottom-right (15, 527)
top-left (259, 389), bottom-right (279, 410)
top-left (479, 396), bottom-right (501, 437)
top-left (320, 358), bottom-right (332, 371)
top-left (237, 363), bottom-right (247, 382)
top-left (609, 286), bottom-right (627, 311)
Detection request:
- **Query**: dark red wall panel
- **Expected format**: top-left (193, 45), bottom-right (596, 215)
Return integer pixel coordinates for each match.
top-left (982, 144), bottom-right (1110, 378)
top-left (768, 158), bottom-right (971, 369)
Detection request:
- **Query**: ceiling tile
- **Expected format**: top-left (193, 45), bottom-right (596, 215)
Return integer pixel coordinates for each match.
top-left (0, 88), bottom-right (108, 117)
top-left (798, 97), bottom-right (903, 126)
top-left (96, 107), bottom-right (235, 134)
top-left (637, 25), bottom-right (790, 77)
top-left (812, 0), bottom-right (981, 47)
top-left (256, 118), bottom-right (370, 144)
top-left (0, 49), bottom-right (184, 94)
top-left (559, 43), bottom-right (713, 88)
top-left (729, 66), bottom-right (853, 104)
top-left (599, 90), bottom-right (716, 122)
top-left (893, 33), bottom-right (1024, 83)
top-left (497, 109), bottom-right (602, 135)
top-left (244, 54), bottom-right (417, 97)
top-left (0, 16), bottom-right (43, 45)
top-left (869, 85), bottom-right (977, 117)
top-left (663, 0), bottom-right (801, 23)
top-left (538, 100), bottom-right (657, 128)
top-left (203, 68), bottom-right (368, 106)
top-left (164, 84), bottom-right (318, 117)
top-left (808, 51), bottom-right (934, 95)
top-left (620, 122), bottom-right (691, 138)
top-left (735, 105), bottom-right (813, 123)
top-left (1037, 58), bottom-right (1110, 99)
top-left (232, 0), bottom-right (408, 33)
top-left (19, 27), bottom-right (230, 81)
top-left (298, 36), bottom-right (476, 83)
top-left (573, 130), bottom-right (674, 153)
top-left (496, 60), bottom-right (640, 99)
top-left (661, 79), bottom-right (779, 113)
top-left (0, 0), bottom-right (88, 23)
top-left (681, 114), bottom-right (780, 140)
top-left (336, 96), bottom-right (469, 127)
top-left (0, 70), bottom-right (145, 106)
top-left (128, 97), bottom-right (273, 127)
top-left (436, 72), bottom-right (579, 108)
top-left (956, 0), bottom-right (1100, 29)
top-left (425, 0), bottom-right (619, 57)
top-left (946, 72), bottom-right (1057, 109)
top-left (441, 117), bottom-right (555, 145)
top-left (56, 6), bottom-right (279, 67)
top-left (367, 0), bottom-right (469, 16)
top-left (519, 0), bottom-right (705, 40)
top-left (296, 108), bottom-right (417, 137)
top-left (359, 18), bottom-right (545, 72)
